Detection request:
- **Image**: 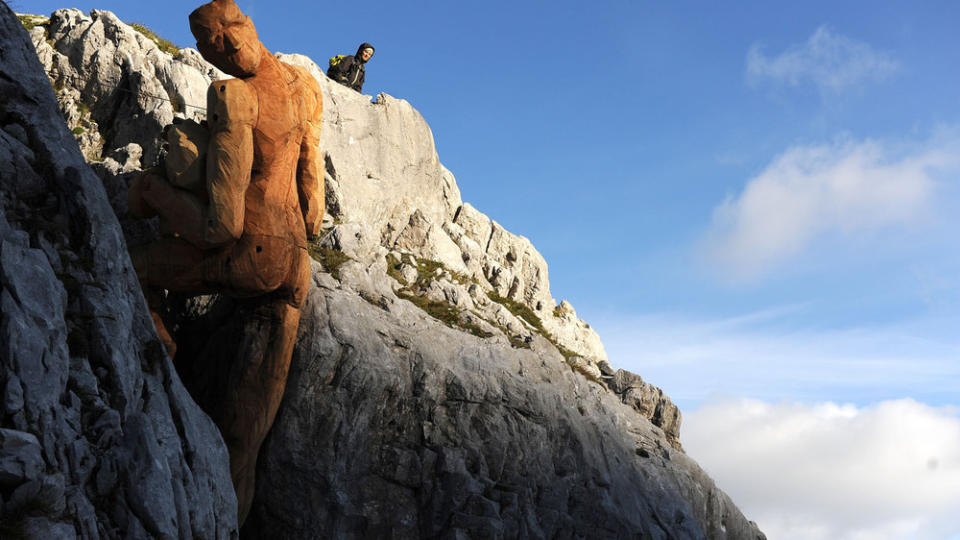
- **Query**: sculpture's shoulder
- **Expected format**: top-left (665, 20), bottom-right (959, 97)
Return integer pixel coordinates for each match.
top-left (207, 78), bottom-right (258, 128)
top-left (283, 63), bottom-right (322, 96)
top-left (282, 63), bottom-right (323, 118)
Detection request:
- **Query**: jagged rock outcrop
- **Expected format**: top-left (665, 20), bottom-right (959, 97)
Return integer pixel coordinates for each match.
top-left (12, 7), bottom-right (766, 539)
top-left (28, 9), bottom-right (221, 165)
top-left (1, 6), bottom-right (236, 538)
top-left (604, 368), bottom-right (683, 447)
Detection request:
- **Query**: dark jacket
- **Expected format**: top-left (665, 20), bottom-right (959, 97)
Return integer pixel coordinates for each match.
top-left (327, 42), bottom-right (374, 92)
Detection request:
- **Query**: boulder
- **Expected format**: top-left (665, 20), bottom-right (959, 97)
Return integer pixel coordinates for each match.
top-left (607, 369), bottom-right (684, 448)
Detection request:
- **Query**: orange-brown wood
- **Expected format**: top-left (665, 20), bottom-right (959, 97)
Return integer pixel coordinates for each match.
top-left (127, 0), bottom-right (323, 524)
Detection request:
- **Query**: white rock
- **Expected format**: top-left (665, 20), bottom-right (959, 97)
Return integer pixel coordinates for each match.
top-left (399, 264), bottom-right (418, 285)
top-left (392, 210), bottom-right (468, 275)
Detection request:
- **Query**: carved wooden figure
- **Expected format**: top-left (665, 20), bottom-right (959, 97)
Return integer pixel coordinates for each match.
top-left (127, 0), bottom-right (323, 524)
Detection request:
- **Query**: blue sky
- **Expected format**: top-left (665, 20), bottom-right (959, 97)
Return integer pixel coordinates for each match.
top-left (22, 1), bottom-right (960, 537)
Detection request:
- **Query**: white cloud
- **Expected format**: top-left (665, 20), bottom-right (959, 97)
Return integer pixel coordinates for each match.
top-left (703, 136), bottom-right (958, 281)
top-left (683, 398), bottom-right (960, 540)
top-left (747, 26), bottom-right (899, 93)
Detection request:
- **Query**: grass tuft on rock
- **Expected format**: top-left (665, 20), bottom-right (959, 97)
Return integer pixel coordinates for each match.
top-left (18, 14), bottom-right (48, 32)
top-left (386, 252), bottom-right (474, 288)
top-left (487, 291), bottom-right (580, 358)
top-left (552, 340), bottom-right (579, 359)
top-left (386, 254), bottom-right (584, 356)
top-left (395, 290), bottom-right (493, 338)
top-left (130, 23), bottom-right (180, 56)
top-left (487, 291), bottom-right (545, 335)
top-left (387, 253), bottom-right (493, 338)
top-left (307, 243), bottom-right (350, 280)
top-left (385, 253), bottom-right (405, 283)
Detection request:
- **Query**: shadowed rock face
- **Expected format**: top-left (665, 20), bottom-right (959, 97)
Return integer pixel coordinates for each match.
top-left (233, 267), bottom-right (765, 539)
top-left (14, 7), bottom-right (766, 540)
top-left (0, 5), bottom-right (236, 538)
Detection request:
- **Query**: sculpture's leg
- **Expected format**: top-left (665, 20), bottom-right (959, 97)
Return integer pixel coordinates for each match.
top-left (131, 238), bottom-right (308, 524)
top-left (217, 294), bottom-right (301, 525)
top-left (142, 287), bottom-right (177, 358)
top-left (130, 238), bottom-right (216, 358)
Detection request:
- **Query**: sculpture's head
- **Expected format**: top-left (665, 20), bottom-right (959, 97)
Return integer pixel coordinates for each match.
top-left (189, 0), bottom-right (262, 77)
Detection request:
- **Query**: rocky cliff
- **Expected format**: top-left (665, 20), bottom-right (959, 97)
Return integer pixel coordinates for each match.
top-left (1, 6), bottom-right (236, 539)
top-left (2, 6), bottom-right (766, 539)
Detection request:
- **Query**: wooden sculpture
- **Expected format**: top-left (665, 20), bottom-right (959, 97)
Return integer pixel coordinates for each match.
top-left (127, 0), bottom-right (323, 524)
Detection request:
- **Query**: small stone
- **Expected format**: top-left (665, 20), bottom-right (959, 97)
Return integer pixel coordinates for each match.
top-left (108, 143), bottom-right (143, 173)
top-left (399, 264), bottom-right (418, 285)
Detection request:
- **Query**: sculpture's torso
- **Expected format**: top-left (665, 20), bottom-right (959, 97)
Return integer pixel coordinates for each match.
top-left (237, 60), bottom-right (319, 248)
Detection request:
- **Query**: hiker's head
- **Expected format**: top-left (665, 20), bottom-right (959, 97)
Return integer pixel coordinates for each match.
top-left (356, 43), bottom-right (375, 63)
top-left (190, 0), bottom-right (262, 77)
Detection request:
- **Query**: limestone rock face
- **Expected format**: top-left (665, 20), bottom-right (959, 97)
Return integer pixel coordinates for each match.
top-left (1, 6), bottom-right (236, 538)
top-left (32, 9), bottom-right (221, 165)
top-left (235, 262), bottom-right (762, 539)
top-left (605, 366), bottom-right (683, 448)
top-left (275, 54), bottom-right (611, 367)
top-left (279, 54), bottom-right (462, 230)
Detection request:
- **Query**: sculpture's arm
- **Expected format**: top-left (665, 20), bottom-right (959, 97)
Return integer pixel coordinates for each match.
top-left (202, 79), bottom-right (257, 248)
top-left (297, 77), bottom-right (325, 239)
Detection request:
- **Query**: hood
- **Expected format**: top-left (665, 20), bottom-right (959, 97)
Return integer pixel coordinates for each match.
top-left (356, 42), bottom-right (374, 63)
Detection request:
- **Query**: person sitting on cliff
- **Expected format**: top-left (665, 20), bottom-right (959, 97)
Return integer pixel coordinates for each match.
top-left (327, 42), bottom-right (374, 92)
top-left (125, 0), bottom-right (324, 525)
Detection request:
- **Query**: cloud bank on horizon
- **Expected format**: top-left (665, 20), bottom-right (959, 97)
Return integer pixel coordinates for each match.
top-left (683, 398), bottom-right (960, 540)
